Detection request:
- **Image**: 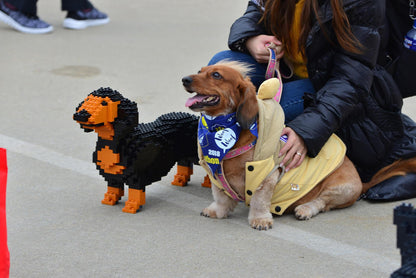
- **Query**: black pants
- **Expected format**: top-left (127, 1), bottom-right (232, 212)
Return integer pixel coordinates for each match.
top-left (6, 0), bottom-right (93, 15)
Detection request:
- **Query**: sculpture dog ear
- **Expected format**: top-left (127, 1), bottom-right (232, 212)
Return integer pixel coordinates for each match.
top-left (236, 77), bottom-right (259, 130)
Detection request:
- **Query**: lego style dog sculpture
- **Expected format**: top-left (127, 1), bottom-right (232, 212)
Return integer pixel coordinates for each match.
top-left (392, 203), bottom-right (416, 277)
top-left (73, 87), bottom-right (207, 213)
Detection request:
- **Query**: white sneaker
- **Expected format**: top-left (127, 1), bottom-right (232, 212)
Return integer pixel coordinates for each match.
top-left (63, 8), bottom-right (109, 30)
top-left (0, 0), bottom-right (53, 34)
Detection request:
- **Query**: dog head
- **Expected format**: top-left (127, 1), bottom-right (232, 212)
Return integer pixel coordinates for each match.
top-left (73, 87), bottom-right (138, 140)
top-left (182, 61), bottom-right (258, 129)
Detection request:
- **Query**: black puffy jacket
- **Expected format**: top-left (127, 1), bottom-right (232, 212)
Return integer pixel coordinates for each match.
top-left (228, 0), bottom-right (416, 183)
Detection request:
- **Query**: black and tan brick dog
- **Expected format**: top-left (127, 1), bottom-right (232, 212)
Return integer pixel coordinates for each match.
top-left (73, 87), bottom-right (208, 213)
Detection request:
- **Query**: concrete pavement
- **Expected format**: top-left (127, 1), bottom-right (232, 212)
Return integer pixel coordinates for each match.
top-left (1, 1), bottom-right (416, 277)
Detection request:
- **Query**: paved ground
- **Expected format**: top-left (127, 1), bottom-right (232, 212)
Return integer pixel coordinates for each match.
top-left (1, 1), bottom-right (415, 277)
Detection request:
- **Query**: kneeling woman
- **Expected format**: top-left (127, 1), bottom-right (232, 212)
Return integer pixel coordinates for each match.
top-left (208, 0), bottom-right (416, 201)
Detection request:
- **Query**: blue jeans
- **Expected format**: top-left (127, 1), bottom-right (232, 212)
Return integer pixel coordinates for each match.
top-left (209, 50), bottom-right (316, 123)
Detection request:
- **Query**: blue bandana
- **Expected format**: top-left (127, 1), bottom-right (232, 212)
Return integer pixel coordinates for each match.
top-left (198, 113), bottom-right (258, 175)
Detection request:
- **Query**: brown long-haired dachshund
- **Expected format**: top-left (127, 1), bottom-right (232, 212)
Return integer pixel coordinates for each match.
top-left (182, 62), bottom-right (416, 230)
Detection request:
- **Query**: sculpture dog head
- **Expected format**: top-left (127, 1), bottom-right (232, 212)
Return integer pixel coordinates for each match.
top-left (73, 87), bottom-right (138, 140)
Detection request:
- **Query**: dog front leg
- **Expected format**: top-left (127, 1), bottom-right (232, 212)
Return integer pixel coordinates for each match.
top-left (201, 184), bottom-right (237, 219)
top-left (171, 160), bottom-right (193, 187)
top-left (102, 185), bottom-right (124, 206)
top-left (122, 188), bottom-right (145, 214)
top-left (248, 170), bottom-right (279, 230)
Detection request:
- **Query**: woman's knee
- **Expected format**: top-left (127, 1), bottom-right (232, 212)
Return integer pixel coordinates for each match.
top-left (208, 50), bottom-right (255, 65)
top-left (208, 51), bottom-right (267, 88)
top-left (208, 51), bottom-right (233, 65)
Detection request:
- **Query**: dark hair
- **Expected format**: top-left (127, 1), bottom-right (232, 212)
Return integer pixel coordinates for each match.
top-left (260, 0), bottom-right (363, 59)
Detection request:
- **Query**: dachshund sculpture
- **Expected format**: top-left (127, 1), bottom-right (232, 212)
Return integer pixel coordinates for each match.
top-left (391, 203), bottom-right (416, 277)
top-left (73, 87), bottom-right (208, 213)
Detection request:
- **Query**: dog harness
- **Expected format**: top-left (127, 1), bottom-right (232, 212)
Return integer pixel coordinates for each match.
top-left (216, 140), bottom-right (257, 202)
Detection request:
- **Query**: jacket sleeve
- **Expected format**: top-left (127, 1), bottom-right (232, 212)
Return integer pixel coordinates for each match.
top-left (287, 0), bottom-right (390, 157)
top-left (228, 1), bottom-right (267, 52)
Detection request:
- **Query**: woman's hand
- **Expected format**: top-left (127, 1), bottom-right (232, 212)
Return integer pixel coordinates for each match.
top-left (278, 127), bottom-right (307, 172)
top-left (246, 35), bottom-right (284, 63)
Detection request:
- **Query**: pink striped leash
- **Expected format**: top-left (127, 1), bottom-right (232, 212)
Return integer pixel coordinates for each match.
top-left (265, 43), bottom-right (283, 103)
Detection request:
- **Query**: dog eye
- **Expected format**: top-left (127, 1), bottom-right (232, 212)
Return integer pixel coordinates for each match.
top-left (101, 101), bottom-right (108, 106)
top-left (211, 72), bottom-right (222, 80)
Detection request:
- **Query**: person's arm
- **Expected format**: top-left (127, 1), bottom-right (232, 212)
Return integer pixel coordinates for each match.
top-left (286, 1), bottom-right (388, 157)
top-left (228, 1), bottom-right (267, 53)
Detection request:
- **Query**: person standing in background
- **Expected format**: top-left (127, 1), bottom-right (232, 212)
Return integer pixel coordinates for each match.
top-left (0, 0), bottom-right (109, 34)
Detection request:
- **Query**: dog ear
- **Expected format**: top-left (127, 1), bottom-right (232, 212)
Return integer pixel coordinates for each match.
top-left (236, 78), bottom-right (259, 130)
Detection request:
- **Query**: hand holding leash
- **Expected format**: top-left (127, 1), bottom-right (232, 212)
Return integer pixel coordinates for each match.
top-left (246, 35), bottom-right (283, 63)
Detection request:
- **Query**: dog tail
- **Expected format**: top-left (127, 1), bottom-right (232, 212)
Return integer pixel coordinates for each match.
top-left (362, 157), bottom-right (416, 193)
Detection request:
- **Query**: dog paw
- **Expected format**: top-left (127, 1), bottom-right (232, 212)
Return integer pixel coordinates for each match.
top-left (201, 208), bottom-right (218, 218)
top-left (249, 218), bottom-right (273, 231)
top-left (201, 202), bottom-right (231, 219)
top-left (101, 192), bottom-right (119, 206)
top-left (294, 205), bottom-right (314, 220)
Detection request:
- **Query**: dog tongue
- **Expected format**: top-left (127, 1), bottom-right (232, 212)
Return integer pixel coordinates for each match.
top-left (186, 94), bottom-right (206, 107)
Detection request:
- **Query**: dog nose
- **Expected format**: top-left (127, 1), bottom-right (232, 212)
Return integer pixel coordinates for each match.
top-left (182, 76), bottom-right (193, 87)
top-left (73, 109), bottom-right (91, 122)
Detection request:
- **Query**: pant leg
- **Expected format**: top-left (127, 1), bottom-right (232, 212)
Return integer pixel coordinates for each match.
top-left (61, 0), bottom-right (92, 11)
top-left (280, 79), bottom-right (315, 123)
top-left (208, 50), bottom-right (267, 89)
top-left (6, 0), bottom-right (37, 15)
